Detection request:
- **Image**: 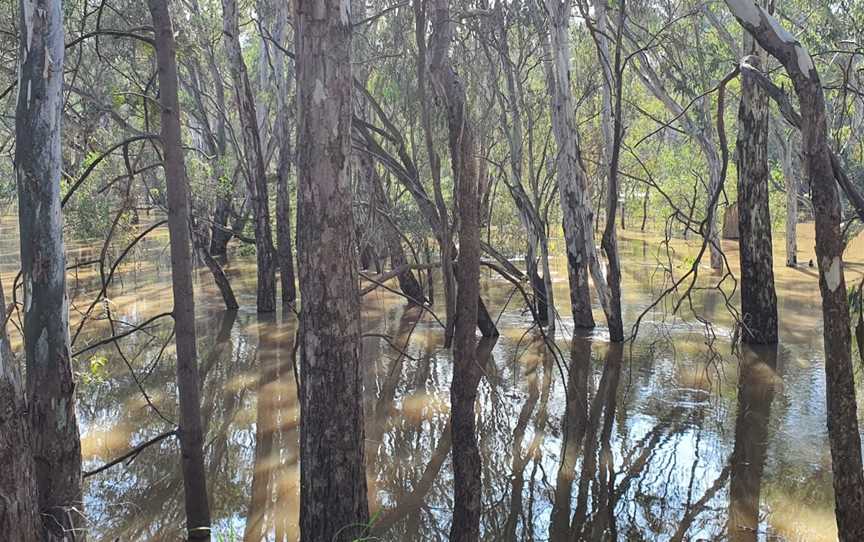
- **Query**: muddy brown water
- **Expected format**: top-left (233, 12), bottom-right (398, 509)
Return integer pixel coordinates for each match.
top-left (4, 217), bottom-right (862, 541)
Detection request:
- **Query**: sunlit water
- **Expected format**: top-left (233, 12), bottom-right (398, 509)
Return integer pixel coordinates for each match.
top-left (4, 216), bottom-right (863, 541)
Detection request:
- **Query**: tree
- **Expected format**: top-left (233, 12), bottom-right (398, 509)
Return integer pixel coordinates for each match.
top-left (295, 0), bottom-right (369, 539)
top-left (426, 0), bottom-right (484, 537)
top-left (257, 0), bottom-right (297, 306)
top-left (222, 0), bottom-right (277, 313)
top-left (0, 270), bottom-right (40, 540)
top-left (147, 0), bottom-right (212, 536)
top-left (15, 0), bottom-right (84, 535)
top-left (723, 1), bottom-right (864, 538)
top-left (735, 2), bottom-right (778, 344)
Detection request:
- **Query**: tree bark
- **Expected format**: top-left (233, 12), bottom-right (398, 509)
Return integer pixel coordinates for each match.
top-left (777, 129), bottom-right (798, 266)
top-left (724, 2), bottom-right (864, 538)
top-left (595, 0), bottom-right (626, 342)
top-left (295, 0), bottom-right (369, 540)
top-left (222, 0), bottom-right (277, 312)
top-left (0, 271), bottom-right (40, 541)
top-left (147, 0), bottom-right (212, 537)
top-left (427, 0), bottom-right (484, 538)
top-left (736, 37), bottom-right (778, 344)
top-left (541, 0), bottom-right (596, 330)
top-left (15, 0), bottom-right (84, 536)
top-left (260, 0), bottom-right (298, 306)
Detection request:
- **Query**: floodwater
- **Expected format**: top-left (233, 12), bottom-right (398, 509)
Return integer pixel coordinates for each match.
top-left (5, 218), bottom-right (863, 541)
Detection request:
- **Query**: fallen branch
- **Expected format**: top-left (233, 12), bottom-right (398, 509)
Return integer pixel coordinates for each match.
top-left (83, 429), bottom-right (176, 478)
top-left (359, 263), bottom-right (439, 296)
top-left (73, 311), bottom-right (174, 359)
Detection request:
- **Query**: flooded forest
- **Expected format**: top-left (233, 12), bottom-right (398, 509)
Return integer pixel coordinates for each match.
top-left (3, 0), bottom-right (864, 540)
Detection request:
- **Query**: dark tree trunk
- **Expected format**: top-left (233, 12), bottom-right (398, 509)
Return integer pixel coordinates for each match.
top-left (724, 3), bottom-right (864, 538)
top-left (209, 192), bottom-right (234, 257)
top-left (15, 0), bottom-right (84, 535)
top-left (729, 346), bottom-right (777, 542)
top-left (148, 0), bottom-right (212, 537)
top-left (736, 37), bottom-right (778, 344)
top-left (428, 0), bottom-right (484, 538)
top-left (222, 0), bottom-right (277, 312)
top-left (295, 1), bottom-right (369, 540)
top-left (0, 271), bottom-right (40, 541)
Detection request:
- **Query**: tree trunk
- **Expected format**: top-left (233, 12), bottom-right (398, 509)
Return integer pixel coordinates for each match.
top-left (370, 166), bottom-right (426, 303)
top-left (778, 130), bottom-right (798, 266)
top-left (492, 7), bottom-right (550, 328)
top-left (736, 35), bottom-right (778, 344)
top-left (596, 0), bottom-right (626, 343)
top-left (724, 3), bottom-right (864, 538)
top-left (15, 0), bottom-right (84, 536)
top-left (427, 0), bottom-right (483, 538)
top-left (723, 201), bottom-right (740, 239)
top-left (222, 0), bottom-right (277, 312)
top-left (295, 1), bottom-right (369, 539)
top-left (0, 270), bottom-right (40, 541)
top-left (261, 0), bottom-right (297, 306)
top-left (147, 0), bottom-right (212, 537)
top-left (542, 0), bottom-right (595, 330)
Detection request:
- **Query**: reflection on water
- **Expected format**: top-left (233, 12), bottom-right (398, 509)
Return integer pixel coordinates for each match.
top-left (3, 216), bottom-right (858, 541)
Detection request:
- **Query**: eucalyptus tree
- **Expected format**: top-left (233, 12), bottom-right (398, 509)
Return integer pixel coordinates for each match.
top-left (147, 0), bottom-right (212, 536)
top-left (735, 0), bottom-right (777, 344)
top-left (257, 0), bottom-right (297, 306)
top-left (295, 0), bottom-right (369, 539)
top-left (426, 0), bottom-right (485, 536)
top-left (481, 2), bottom-right (556, 330)
top-left (536, 0), bottom-right (619, 337)
top-left (723, 0), bottom-right (864, 537)
top-left (222, 0), bottom-right (277, 313)
top-left (0, 272), bottom-right (40, 540)
top-left (16, 0), bottom-right (84, 535)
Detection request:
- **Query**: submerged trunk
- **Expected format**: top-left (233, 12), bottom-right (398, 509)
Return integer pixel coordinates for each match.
top-left (596, 0), bottom-right (625, 342)
top-left (148, 0), bottom-right (212, 537)
top-left (427, 0), bottom-right (484, 538)
top-left (263, 0), bottom-right (297, 306)
top-left (295, 1), bottom-right (369, 539)
top-left (15, 0), bottom-right (84, 535)
top-left (724, 3), bottom-right (864, 538)
top-left (543, 1), bottom-right (595, 329)
top-left (222, 0), bottom-right (277, 312)
top-left (736, 40), bottom-right (778, 344)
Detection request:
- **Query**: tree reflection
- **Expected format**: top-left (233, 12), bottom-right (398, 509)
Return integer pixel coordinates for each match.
top-left (728, 346), bottom-right (778, 542)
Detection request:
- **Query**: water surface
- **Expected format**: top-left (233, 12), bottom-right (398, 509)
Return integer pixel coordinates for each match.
top-left (6, 218), bottom-right (860, 541)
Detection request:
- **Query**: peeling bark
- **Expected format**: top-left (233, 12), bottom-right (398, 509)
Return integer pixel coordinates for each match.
top-left (541, 0), bottom-right (596, 330)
